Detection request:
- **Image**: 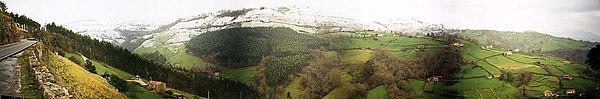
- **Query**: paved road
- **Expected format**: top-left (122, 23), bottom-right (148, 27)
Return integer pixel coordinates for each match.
top-left (0, 41), bottom-right (37, 60)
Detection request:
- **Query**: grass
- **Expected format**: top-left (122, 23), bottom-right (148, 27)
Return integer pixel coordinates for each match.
top-left (544, 65), bottom-right (566, 76)
top-left (522, 66), bottom-right (548, 75)
top-left (561, 77), bottom-right (600, 92)
top-left (428, 78), bottom-right (518, 99)
top-left (555, 64), bottom-right (586, 77)
top-left (282, 78), bottom-right (302, 99)
top-left (63, 52), bottom-right (134, 79)
top-left (168, 49), bottom-right (210, 69)
top-left (456, 65), bottom-right (490, 78)
top-left (467, 50), bottom-right (501, 59)
top-left (63, 52), bottom-right (85, 65)
top-left (340, 49), bottom-right (373, 65)
top-left (125, 82), bottom-right (162, 99)
top-left (505, 54), bottom-right (545, 64)
top-left (333, 34), bottom-right (444, 57)
top-left (62, 52), bottom-right (201, 98)
top-left (135, 45), bottom-right (211, 70)
top-left (526, 75), bottom-right (560, 97)
top-left (365, 85), bottom-right (389, 99)
top-left (486, 56), bottom-right (537, 69)
top-left (322, 72), bottom-right (354, 99)
top-left (476, 61), bottom-right (502, 75)
top-left (48, 53), bottom-right (125, 98)
top-left (220, 66), bottom-right (257, 85)
top-left (408, 79), bottom-right (425, 97)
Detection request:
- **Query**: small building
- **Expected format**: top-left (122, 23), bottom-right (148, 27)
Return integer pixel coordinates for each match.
top-left (451, 43), bottom-right (464, 47)
top-left (512, 49), bottom-right (520, 52)
top-left (130, 75), bottom-right (141, 80)
top-left (502, 52), bottom-right (513, 56)
top-left (543, 90), bottom-right (553, 97)
top-left (486, 45), bottom-right (493, 49)
top-left (427, 76), bottom-right (442, 82)
top-left (148, 81), bottom-right (167, 93)
top-left (416, 45), bottom-right (426, 51)
top-left (566, 89), bottom-right (576, 95)
top-left (563, 74), bottom-right (573, 80)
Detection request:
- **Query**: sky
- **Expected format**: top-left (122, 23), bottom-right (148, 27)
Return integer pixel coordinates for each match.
top-left (3, 0), bottom-right (600, 35)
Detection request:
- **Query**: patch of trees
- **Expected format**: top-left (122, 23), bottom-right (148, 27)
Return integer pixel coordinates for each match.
top-left (84, 60), bottom-right (97, 74)
top-left (41, 23), bottom-right (258, 98)
top-left (419, 46), bottom-right (463, 77)
top-left (345, 49), bottom-right (426, 98)
top-left (587, 45), bottom-right (600, 71)
top-left (298, 49), bottom-right (341, 98)
top-left (543, 48), bottom-right (588, 64)
top-left (216, 8), bottom-right (255, 17)
top-left (101, 73), bottom-right (129, 93)
top-left (186, 27), bottom-right (327, 68)
top-left (188, 27), bottom-right (329, 96)
top-left (140, 51), bottom-right (168, 65)
top-left (514, 71), bottom-right (533, 98)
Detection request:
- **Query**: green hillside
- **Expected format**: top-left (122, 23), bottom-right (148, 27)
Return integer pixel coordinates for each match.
top-left (455, 29), bottom-right (597, 63)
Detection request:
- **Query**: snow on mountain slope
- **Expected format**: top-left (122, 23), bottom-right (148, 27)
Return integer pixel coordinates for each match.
top-left (65, 6), bottom-right (446, 54)
top-left (63, 20), bottom-right (125, 44)
top-left (64, 19), bottom-right (170, 50)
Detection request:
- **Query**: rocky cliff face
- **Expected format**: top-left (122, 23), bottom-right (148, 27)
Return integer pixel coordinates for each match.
top-left (0, 13), bottom-right (28, 45)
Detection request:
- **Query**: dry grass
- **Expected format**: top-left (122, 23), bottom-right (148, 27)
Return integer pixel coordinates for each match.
top-left (46, 52), bottom-right (125, 98)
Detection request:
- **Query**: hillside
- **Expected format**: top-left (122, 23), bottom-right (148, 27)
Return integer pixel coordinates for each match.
top-left (45, 49), bottom-right (126, 98)
top-left (454, 29), bottom-right (598, 63)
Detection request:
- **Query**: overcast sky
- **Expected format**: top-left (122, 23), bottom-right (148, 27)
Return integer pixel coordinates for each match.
top-left (3, 0), bottom-right (600, 35)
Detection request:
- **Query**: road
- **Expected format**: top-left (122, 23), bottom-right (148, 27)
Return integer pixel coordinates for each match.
top-left (0, 41), bottom-right (37, 60)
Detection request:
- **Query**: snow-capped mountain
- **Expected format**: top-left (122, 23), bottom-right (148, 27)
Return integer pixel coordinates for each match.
top-left (66, 6), bottom-right (447, 53)
top-left (63, 19), bottom-right (170, 50)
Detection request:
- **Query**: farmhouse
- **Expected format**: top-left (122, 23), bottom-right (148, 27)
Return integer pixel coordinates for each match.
top-left (566, 89), bottom-right (576, 95)
top-left (502, 52), bottom-right (512, 56)
top-left (427, 76), bottom-right (442, 82)
top-left (148, 81), bottom-right (167, 93)
top-left (486, 45), bottom-right (493, 49)
top-left (543, 90), bottom-right (553, 97)
top-left (563, 74), bottom-right (573, 80)
top-left (450, 43), bottom-right (464, 47)
top-left (512, 49), bottom-right (520, 52)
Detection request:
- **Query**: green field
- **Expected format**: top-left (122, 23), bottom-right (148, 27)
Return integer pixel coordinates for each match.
top-left (365, 85), bottom-right (389, 99)
top-left (486, 56), bottom-right (536, 69)
top-left (282, 78), bottom-right (302, 99)
top-left (220, 66), bottom-right (257, 85)
top-left (168, 49), bottom-right (210, 69)
top-left (456, 65), bottom-right (490, 78)
top-left (135, 45), bottom-right (211, 70)
top-left (340, 50), bottom-right (373, 65)
top-left (427, 78), bottom-right (518, 99)
top-left (322, 72), bottom-right (354, 99)
top-left (408, 79), bottom-right (426, 97)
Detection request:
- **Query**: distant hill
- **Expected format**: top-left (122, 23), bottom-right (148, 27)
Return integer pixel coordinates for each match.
top-left (67, 6), bottom-right (446, 52)
top-left (454, 29), bottom-right (598, 63)
top-left (547, 31), bottom-right (600, 43)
